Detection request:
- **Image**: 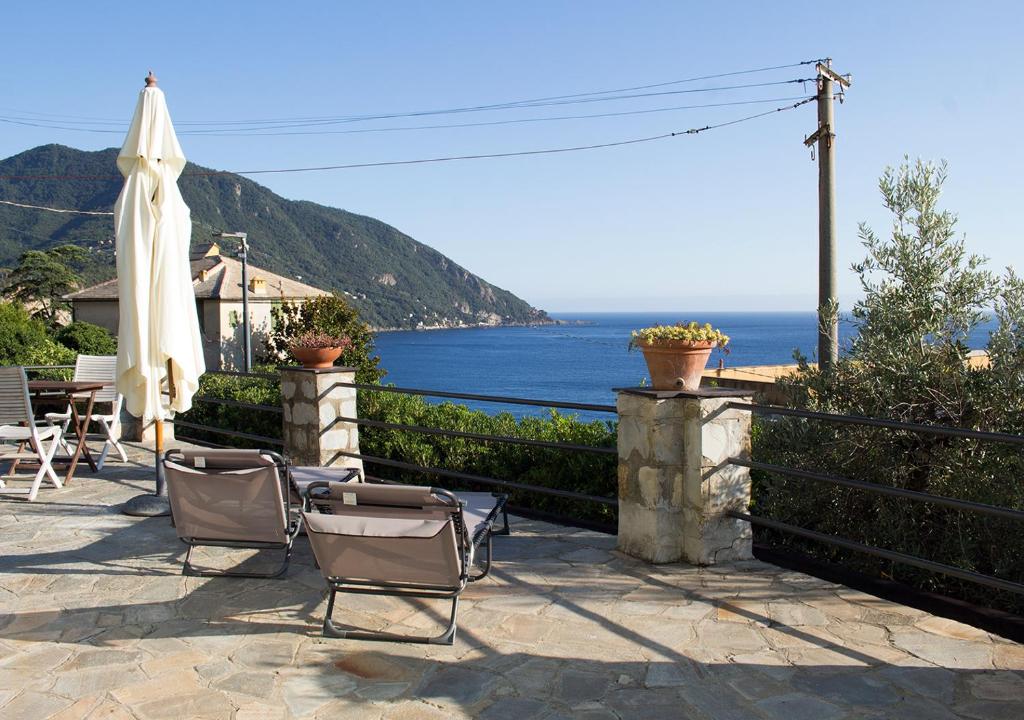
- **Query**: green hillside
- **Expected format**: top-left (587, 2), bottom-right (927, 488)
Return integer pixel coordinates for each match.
top-left (0, 144), bottom-right (549, 329)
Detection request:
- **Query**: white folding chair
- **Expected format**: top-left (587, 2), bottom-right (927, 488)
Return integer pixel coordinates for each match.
top-left (45, 354), bottom-right (126, 470)
top-left (0, 366), bottom-right (63, 501)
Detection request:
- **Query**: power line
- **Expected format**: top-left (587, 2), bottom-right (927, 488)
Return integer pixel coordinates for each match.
top-left (0, 91), bottom-right (812, 137)
top-left (0, 97), bottom-right (814, 183)
top-left (0, 80), bottom-right (816, 136)
top-left (202, 98), bottom-right (815, 176)
top-left (0, 58), bottom-right (825, 129)
top-left (170, 96), bottom-right (813, 138)
top-left (178, 80), bottom-right (815, 133)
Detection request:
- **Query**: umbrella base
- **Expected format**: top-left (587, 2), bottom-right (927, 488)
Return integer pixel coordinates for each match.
top-left (122, 494), bottom-right (171, 517)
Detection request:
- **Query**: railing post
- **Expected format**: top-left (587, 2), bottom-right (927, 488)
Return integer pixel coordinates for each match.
top-left (280, 366), bottom-right (362, 473)
top-left (615, 388), bottom-right (753, 565)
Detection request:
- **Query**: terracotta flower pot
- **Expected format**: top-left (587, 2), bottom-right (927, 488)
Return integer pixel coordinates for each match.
top-left (292, 346), bottom-right (343, 369)
top-left (638, 340), bottom-right (715, 391)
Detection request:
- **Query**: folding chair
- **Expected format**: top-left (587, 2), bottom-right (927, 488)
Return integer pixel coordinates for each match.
top-left (45, 354), bottom-right (126, 469)
top-left (163, 448), bottom-right (299, 578)
top-left (0, 366), bottom-right (63, 501)
top-left (302, 480), bottom-right (508, 644)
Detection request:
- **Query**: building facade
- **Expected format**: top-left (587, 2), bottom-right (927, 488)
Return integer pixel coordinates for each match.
top-left (66, 243), bottom-right (329, 370)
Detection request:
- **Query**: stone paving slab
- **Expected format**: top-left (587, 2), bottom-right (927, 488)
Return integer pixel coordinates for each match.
top-left (1, 441), bottom-right (1022, 719)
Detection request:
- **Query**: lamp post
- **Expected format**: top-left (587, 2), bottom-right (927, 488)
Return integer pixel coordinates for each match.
top-left (216, 232), bottom-right (251, 372)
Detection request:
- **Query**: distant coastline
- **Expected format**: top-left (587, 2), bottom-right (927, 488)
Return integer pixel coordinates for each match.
top-left (372, 316), bottom-right (560, 334)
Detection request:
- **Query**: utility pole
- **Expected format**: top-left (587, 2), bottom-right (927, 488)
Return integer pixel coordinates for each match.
top-left (216, 231), bottom-right (252, 372)
top-left (804, 59), bottom-right (851, 369)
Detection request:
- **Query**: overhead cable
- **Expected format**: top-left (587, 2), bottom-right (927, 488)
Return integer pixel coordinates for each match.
top-left (0, 58), bottom-right (825, 129)
top-left (0, 97), bottom-right (814, 183)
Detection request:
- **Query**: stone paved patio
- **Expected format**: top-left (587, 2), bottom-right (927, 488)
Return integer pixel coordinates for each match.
top-left (2, 442), bottom-right (1023, 719)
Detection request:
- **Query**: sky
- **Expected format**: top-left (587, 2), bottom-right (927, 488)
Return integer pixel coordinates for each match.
top-left (1, 1), bottom-right (1022, 313)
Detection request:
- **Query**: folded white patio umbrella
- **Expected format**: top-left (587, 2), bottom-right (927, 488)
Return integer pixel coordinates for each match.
top-left (115, 73), bottom-right (205, 516)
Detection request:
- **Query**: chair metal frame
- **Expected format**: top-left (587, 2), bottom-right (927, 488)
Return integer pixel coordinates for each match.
top-left (164, 448), bottom-right (299, 578)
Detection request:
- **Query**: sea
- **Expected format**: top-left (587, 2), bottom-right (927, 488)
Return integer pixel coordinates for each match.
top-left (372, 312), bottom-right (994, 419)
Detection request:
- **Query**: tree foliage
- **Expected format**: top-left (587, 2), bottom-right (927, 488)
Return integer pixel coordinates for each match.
top-left (2, 244), bottom-right (88, 327)
top-left (267, 294), bottom-right (385, 384)
top-left (54, 321), bottom-right (117, 355)
top-left (754, 158), bottom-right (1024, 613)
top-left (0, 301), bottom-right (77, 369)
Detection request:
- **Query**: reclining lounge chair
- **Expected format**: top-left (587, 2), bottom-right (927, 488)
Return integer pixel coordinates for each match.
top-left (302, 480), bottom-right (508, 644)
top-left (163, 448), bottom-right (299, 578)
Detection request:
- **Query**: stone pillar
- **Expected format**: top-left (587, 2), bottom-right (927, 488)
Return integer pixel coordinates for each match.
top-left (616, 388), bottom-right (753, 565)
top-left (280, 366), bottom-right (362, 473)
top-left (121, 412), bottom-right (173, 443)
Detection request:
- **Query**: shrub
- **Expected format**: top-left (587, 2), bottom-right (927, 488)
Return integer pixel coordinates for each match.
top-left (357, 390), bottom-right (617, 527)
top-left (176, 369), bottom-right (281, 448)
top-left (267, 294), bottom-right (384, 384)
top-left (54, 321), bottom-right (117, 355)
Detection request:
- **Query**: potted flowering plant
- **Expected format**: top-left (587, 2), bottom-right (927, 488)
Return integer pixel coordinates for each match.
top-left (629, 321), bottom-right (730, 391)
top-left (289, 330), bottom-right (352, 369)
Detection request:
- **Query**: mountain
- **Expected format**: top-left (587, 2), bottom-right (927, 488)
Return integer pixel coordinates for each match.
top-left (0, 144), bottom-right (550, 330)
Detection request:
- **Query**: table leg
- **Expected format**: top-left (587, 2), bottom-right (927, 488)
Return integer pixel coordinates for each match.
top-left (65, 391), bottom-right (99, 482)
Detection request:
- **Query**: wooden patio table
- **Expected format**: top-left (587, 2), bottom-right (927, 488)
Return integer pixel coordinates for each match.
top-left (26, 380), bottom-right (110, 482)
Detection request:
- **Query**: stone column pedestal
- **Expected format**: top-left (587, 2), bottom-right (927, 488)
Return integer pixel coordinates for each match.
top-left (280, 366), bottom-right (362, 473)
top-left (616, 387), bottom-right (753, 565)
top-left (121, 412), bottom-right (173, 443)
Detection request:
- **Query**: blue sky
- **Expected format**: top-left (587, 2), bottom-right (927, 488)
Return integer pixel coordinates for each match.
top-left (2, 2), bottom-right (1022, 312)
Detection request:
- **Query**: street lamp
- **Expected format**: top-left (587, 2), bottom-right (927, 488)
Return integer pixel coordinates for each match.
top-left (216, 231), bottom-right (251, 372)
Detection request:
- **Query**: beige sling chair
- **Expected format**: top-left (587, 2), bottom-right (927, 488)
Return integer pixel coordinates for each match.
top-left (163, 448), bottom-right (299, 578)
top-left (302, 480), bottom-right (508, 645)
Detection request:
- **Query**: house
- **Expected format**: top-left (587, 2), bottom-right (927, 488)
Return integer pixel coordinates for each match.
top-left (65, 243), bottom-right (329, 370)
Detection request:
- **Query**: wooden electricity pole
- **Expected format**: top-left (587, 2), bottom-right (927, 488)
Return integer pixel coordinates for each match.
top-left (804, 59), bottom-right (851, 369)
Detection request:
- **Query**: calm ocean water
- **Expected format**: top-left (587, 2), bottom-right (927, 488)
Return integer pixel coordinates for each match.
top-left (372, 312), bottom-right (992, 418)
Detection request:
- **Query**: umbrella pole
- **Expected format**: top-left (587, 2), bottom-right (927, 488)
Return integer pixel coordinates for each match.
top-left (121, 361), bottom-right (173, 517)
top-left (154, 418), bottom-right (166, 496)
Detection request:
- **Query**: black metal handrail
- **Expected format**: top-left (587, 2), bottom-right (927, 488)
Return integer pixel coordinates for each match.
top-left (729, 401), bottom-right (1024, 446)
top-left (333, 380), bottom-right (618, 414)
top-left (330, 449), bottom-right (617, 506)
top-left (732, 457), bottom-right (1024, 523)
top-left (728, 402), bottom-right (1024, 595)
top-left (181, 369), bottom-right (617, 527)
top-left (169, 418), bottom-right (284, 447)
top-left (327, 414), bottom-right (617, 456)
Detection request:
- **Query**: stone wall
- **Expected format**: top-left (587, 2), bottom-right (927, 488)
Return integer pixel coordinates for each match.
top-left (280, 366), bottom-right (362, 473)
top-left (616, 388), bottom-right (753, 565)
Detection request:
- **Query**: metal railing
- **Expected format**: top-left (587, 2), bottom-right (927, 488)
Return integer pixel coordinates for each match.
top-left (727, 401), bottom-right (1024, 596)
top-left (170, 369), bottom-right (283, 448)
top-left (329, 380), bottom-right (619, 531)
top-left (168, 371), bottom-right (618, 531)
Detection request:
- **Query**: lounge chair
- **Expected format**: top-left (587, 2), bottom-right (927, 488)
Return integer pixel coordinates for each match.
top-left (0, 366), bottom-right (64, 501)
top-left (45, 354), bottom-right (127, 470)
top-left (163, 448), bottom-right (299, 578)
top-left (302, 480), bottom-right (508, 644)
